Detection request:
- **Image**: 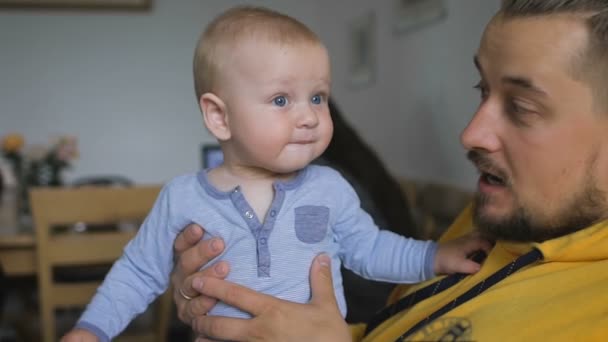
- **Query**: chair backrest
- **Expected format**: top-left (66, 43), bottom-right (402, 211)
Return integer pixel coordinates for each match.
top-left (30, 186), bottom-right (172, 342)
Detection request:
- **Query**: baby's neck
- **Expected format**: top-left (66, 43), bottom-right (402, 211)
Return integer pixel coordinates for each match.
top-left (208, 165), bottom-right (296, 189)
top-left (207, 165), bottom-right (298, 221)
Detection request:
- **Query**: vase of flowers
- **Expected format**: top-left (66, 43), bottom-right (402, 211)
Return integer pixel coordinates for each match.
top-left (1, 133), bottom-right (79, 217)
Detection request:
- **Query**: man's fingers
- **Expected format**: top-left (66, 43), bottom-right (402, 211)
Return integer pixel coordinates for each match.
top-left (194, 276), bottom-right (276, 316)
top-left (187, 295), bottom-right (219, 320)
top-left (174, 224), bottom-right (205, 254)
top-left (309, 253), bottom-right (338, 309)
top-left (175, 283), bottom-right (217, 324)
top-left (192, 315), bottom-right (251, 341)
top-left (177, 237), bottom-right (225, 277)
top-left (181, 261), bottom-right (230, 298)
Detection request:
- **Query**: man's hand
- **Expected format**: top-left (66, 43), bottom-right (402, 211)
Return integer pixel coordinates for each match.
top-left (191, 254), bottom-right (351, 342)
top-left (171, 224), bottom-right (229, 325)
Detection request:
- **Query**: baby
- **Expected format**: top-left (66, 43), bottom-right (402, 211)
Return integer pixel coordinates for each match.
top-left (64, 6), bottom-right (487, 342)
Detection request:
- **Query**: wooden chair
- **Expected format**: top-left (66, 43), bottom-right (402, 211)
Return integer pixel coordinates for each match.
top-left (29, 186), bottom-right (173, 342)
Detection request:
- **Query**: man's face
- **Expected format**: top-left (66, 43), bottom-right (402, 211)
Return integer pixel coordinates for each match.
top-left (461, 14), bottom-right (608, 242)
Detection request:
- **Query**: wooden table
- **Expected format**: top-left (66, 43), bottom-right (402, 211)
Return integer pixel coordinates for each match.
top-left (0, 187), bottom-right (144, 277)
top-left (0, 188), bottom-right (36, 276)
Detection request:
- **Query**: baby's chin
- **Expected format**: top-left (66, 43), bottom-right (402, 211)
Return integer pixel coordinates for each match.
top-left (267, 163), bottom-right (311, 175)
top-left (273, 149), bottom-right (324, 170)
top-left (266, 158), bottom-right (318, 175)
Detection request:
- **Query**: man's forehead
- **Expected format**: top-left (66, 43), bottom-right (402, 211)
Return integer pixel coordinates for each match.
top-left (476, 14), bottom-right (589, 81)
top-left (481, 13), bottom-right (589, 58)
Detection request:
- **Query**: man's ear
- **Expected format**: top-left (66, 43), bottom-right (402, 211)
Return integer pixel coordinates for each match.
top-left (200, 93), bottom-right (231, 141)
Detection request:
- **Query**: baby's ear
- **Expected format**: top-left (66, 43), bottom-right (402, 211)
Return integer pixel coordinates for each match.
top-left (200, 93), bottom-right (231, 141)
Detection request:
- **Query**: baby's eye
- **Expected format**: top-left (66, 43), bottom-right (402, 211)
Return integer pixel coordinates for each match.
top-left (311, 94), bottom-right (323, 105)
top-left (273, 96), bottom-right (288, 107)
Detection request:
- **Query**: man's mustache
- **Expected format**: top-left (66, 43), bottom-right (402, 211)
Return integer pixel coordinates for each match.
top-left (467, 150), bottom-right (510, 186)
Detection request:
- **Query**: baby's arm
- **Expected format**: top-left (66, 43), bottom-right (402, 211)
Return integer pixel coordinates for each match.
top-left (434, 233), bottom-right (492, 275)
top-left (64, 186), bottom-right (183, 341)
top-left (338, 221), bottom-right (439, 283)
top-left (331, 175), bottom-right (435, 282)
top-left (333, 174), bottom-right (488, 283)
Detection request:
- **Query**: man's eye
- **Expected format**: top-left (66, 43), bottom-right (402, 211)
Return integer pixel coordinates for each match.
top-left (311, 94), bottom-right (322, 105)
top-left (505, 98), bottom-right (537, 127)
top-left (273, 96), bottom-right (287, 107)
top-left (507, 100), bottom-right (524, 115)
top-left (473, 82), bottom-right (489, 100)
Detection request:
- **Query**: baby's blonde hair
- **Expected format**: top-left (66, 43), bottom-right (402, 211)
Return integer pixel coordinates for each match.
top-left (193, 6), bottom-right (322, 100)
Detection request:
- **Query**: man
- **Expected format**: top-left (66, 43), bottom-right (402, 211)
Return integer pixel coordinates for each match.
top-left (171, 1), bottom-right (608, 340)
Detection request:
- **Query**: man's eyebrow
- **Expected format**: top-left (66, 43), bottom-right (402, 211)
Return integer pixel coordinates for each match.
top-left (474, 55), bottom-right (548, 97)
top-left (502, 76), bottom-right (548, 97)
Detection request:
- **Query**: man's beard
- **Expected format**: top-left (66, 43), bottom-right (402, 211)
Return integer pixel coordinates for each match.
top-left (469, 151), bottom-right (607, 242)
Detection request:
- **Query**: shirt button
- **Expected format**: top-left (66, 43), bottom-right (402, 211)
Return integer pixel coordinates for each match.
top-left (260, 238), bottom-right (267, 245)
top-left (233, 188), bottom-right (239, 193)
top-left (245, 211), bottom-right (253, 219)
top-left (270, 210), bottom-right (276, 217)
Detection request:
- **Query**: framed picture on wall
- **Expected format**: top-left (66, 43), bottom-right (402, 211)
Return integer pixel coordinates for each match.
top-left (393, 0), bottom-right (447, 34)
top-left (0, 0), bottom-right (150, 10)
top-left (347, 10), bottom-right (376, 88)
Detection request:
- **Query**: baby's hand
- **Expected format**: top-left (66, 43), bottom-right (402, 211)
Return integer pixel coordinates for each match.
top-left (434, 233), bottom-right (493, 275)
top-left (60, 328), bottom-right (99, 342)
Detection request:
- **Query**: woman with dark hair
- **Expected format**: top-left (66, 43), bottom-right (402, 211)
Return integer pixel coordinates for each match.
top-left (316, 99), bottom-right (417, 323)
top-left (323, 99), bottom-right (416, 238)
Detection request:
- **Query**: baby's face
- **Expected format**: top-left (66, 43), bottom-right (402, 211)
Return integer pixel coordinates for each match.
top-left (217, 39), bottom-right (333, 174)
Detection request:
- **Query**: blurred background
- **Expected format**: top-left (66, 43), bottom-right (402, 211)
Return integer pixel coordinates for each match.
top-left (0, 0), bottom-right (499, 189)
top-left (0, 1), bottom-right (500, 340)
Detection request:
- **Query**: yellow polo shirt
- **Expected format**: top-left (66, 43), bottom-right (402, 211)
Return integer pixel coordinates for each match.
top-left (353, 205), bottom-right (608, 341)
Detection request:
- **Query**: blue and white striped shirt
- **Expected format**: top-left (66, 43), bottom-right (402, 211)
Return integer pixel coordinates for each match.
top-left (77, 165), bottom-right (437, 341)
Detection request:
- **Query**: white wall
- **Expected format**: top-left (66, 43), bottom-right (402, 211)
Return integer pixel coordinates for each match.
top-left (0, 0), bottom-right (500, 188)
top-left (0, 0), bottom-right (322, 184)
top-left (317, 0), bottom-right (500, 189)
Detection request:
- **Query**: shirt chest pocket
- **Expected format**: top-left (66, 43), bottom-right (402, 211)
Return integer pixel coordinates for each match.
top-left (294, 205), bottom-right (329, 244)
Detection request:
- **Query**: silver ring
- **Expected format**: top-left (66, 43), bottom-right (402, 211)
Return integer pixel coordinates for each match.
top-left (179, 287), bottom-right (195, 301)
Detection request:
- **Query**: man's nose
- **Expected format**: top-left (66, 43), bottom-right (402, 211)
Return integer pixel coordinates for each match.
top-left (460, 100), bottom-right (501, 153)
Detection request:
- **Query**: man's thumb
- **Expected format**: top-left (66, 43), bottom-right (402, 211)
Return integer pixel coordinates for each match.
top-left (310, 253), bottom-right (338, 307)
